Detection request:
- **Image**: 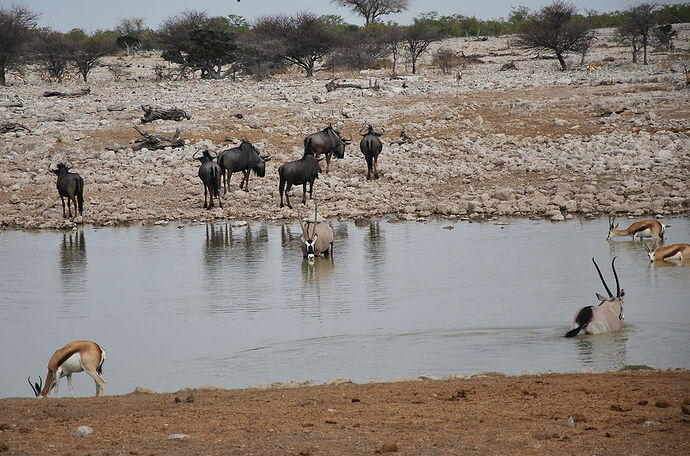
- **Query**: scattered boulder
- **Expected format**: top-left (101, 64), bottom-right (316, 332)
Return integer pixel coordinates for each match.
top-left (74, 426), bottom-right (93, 437)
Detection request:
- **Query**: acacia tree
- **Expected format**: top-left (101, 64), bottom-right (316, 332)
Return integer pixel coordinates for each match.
top-left (619, 3), bottom-right (657, 65)
top-left (0, 5), bottom-right (38, 85)
top-left (331, 0), bottom-right (409, 26)
top-left (404, 20), bottom-right (441, 74)
top-left (67, 29), bottom-right (116, 82)
top-left (34, 30), bottom-right (73, 81)
top-left (516, 1), bottom-right (591, 71)
top-left (254, 12), bottom-right (337, 77)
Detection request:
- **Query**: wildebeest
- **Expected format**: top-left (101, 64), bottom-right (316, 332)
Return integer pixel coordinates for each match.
top-left (278, 152), bottom-right (322, 208)
top-left (195, 149), bottom-right (223, 209)
top-left (216, 140), bottom-right (271, 194)
top-left (28, 340), bottom-right (106, 397)
top-left (359, 124), bottom-right (383, 180)
top-left (565, 257), bottom-right (625, 337)
top-left (304, 125), bottom-right (351, 173)
top-left (51, 162), bottom-right (84, 218)
top-left (297, 203), bottom-right (333, 260)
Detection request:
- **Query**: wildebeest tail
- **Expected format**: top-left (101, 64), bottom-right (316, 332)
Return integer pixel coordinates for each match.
top-left (303, 137), bottom-right (314, 156)
top-left (76, 176), bottom-right (84, 215)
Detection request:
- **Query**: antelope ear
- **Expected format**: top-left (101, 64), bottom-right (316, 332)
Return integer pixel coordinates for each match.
top-left (300, 235), bottom-right (305, 242)
top-left (595, 293), bottom-right (608, 302)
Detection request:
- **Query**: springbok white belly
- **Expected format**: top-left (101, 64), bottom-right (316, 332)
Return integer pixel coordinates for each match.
top-left (664, 251), bottom-right (683, 261)
top-left (58, 353), bottom-right (84, 377)
top-left (635, 228), bottom-right (652, 238)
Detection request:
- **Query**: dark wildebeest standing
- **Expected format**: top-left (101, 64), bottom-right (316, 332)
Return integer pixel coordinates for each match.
top-left (304, 125), bottom-right (351, 173)
top-left (195, 149), bottom-right (223, 209)
top-left (51, 162), bottom-right (84, 218)
top-left (359, 125), bottom-right (383, 180)
top-left (278, 152), bottom-right (322, 209)
top-left (216, 140), bottom-right (271, 194)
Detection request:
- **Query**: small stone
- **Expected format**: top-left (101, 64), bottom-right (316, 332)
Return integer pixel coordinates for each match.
top-left (0, 440), bottom-right (8, 452)
top-left (375, 443), bottom-right (398, 453)
top-left (606, 431), bottom-right (614, 438)
top-left (74, 426), bottom-right (93, 437)
top-left (168, 434), bottom-right (189, 440)
top-left (610, 404), bottom-right (630, 412)
top-left (0, 423), bottom-right (10, 431)
top-left (566, 416), bottom-right (575, 428)
top-left (572, 413), bottom-right (586, 422)
top-left (655, 400), bottom-right (671, 408)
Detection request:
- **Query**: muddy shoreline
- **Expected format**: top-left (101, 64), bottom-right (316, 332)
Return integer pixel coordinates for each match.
top-left (1, 370), bottom-right (689, 455)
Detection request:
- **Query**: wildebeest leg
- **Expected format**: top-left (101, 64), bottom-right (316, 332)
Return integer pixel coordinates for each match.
top-left (222, 169), bottom-right (227, 195)
top-left (67, 196), bottom-right (73, 218)
top-left (308, 179), bottom-right (314, 200)
top-left (302, 183), bottom-right (307, 204)
top-left (365, 155), bottom-right (373, 180)
top-left (284, 182), bottom-right (293, 209)
top-left (71, 196), bottom-right (78, 218)
top-left (203, 184), bottom-right (208, 209)
top-left (61, 195), bottom-right (67, 218)
top-left (242, 170), bottom-right (250, 192)
top-left (374, 154), bottom-right (379, 179)
top-left (325, 155), bottom-right (330, 173)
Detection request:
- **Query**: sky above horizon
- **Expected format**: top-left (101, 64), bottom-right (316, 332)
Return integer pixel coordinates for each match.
top-left (5, 0), bottom-right (684, 32)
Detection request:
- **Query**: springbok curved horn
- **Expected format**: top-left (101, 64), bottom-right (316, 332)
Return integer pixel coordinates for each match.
top-left (611, 257), bottom-right (620, 297)
top-left (28, 376), bottom-right (42, 397)
top-left (592, 257), bottom-right (613, 298)
top-left (643, 242), bottom-right (651, 253)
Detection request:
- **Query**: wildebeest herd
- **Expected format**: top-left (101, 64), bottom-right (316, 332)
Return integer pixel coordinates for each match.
top-left (38, 125), bottom-right (688, 398)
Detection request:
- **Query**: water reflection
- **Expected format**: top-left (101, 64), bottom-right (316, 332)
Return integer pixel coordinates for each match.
top-left (59, 229), bottom-right (86, 296)
top-left (363, 221), bottom-right (387, 308)
top-left (572, 332), bottom-right (628, 371)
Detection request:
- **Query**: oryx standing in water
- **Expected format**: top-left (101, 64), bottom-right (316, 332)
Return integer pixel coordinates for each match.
top-left (297, 203), bottom-right (333, 260)
top-left (607, 215), bottom-right (668, 242)
top-left (566, 258), bottom-right (625, 338)
top-left (28, 340), bottom-right (106, 397)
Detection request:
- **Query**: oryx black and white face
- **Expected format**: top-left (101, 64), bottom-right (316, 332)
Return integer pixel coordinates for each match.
top-left (302, 234), bottom-right (318, 260)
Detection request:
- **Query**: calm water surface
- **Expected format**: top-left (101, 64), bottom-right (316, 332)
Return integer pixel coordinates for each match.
top-left (1, 216), bottom-right (688, 397)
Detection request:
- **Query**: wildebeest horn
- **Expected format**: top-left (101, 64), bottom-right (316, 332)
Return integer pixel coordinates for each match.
top-left (592, 257), bottom-right (613, 298)
top-left (28, 376), bottom-right (42, 397)
top-left (260, 152), bottom-right (271, 162)
top-left (359, 126), bottom-right (369, 135)
top-left (611, 257), bottom-right (620, 297)
top-left (192, 150), bottom-right (201, 160)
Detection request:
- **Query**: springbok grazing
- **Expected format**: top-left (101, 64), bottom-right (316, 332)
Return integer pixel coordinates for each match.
top-left (607, 215), bottom-right (667, 242)
top-left (297, 203), bottom-right (333, 260)
top-left (51, 162), bottom-right (84, 218)
top-left (587, 63), bottom-right (601, 73)
top-left (28, 340), bottom-right (106, 397)
top-left (194, 149), bottom-right (223, 209)
top-left (64, 72), bottom-right (78, 82)
top-left (644, 242), bottom-right (690, 262)
top-left (565, 257), bottom-right (625, 338)
top-left (13, 73), bottom-right (28, 84)
top-left (359, 125), bottom-right (383, 180)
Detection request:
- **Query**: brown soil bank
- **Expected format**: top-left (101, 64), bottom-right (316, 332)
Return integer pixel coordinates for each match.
top-left (1, 370), bottom-right (689, 455)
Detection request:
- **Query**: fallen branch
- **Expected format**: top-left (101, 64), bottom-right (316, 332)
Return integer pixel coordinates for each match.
top-left (43, 88), bottom-right (91, 98)
top-left (140, 105), bottom-right (190, 123)
top-left (0, 122), bottom-right (31, 134)
top-left (132, 125), bottom-right (185, 151)
top-left (326, 78), bottom-right (380, 92)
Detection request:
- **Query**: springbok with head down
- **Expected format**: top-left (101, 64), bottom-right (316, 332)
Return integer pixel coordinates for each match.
top-left (607, 215), bottom-right (667, 242)
top-left (644, 242), bottom-right (690, 262)
top-left (28, 340), bottom-right (106, 397)
top-left (565, 257), bottom-right (625, 338)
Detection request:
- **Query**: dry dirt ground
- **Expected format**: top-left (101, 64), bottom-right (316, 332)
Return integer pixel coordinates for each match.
top-left (1, 370), bottom-right (689, 456)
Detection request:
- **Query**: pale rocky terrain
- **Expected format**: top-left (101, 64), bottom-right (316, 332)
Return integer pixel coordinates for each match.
top-left (1, 26), bottom-right (689, 229)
